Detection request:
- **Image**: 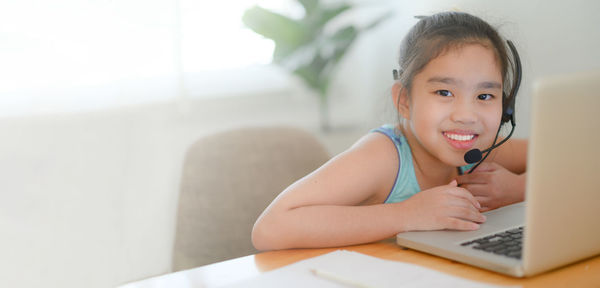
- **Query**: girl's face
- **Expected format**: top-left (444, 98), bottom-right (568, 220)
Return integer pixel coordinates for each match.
top-left (398, 43), bottom-right (503, 167)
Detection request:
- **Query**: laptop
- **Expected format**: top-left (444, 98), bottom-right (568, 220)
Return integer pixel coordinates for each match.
top-left (395, 71), bottom-right (600, 277)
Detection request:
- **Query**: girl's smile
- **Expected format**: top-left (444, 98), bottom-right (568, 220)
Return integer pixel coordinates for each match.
top-left (442, 130), bottom-right (479, 150)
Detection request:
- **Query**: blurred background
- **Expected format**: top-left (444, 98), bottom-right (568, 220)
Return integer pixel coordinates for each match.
top-left (1, 0), bottom-right (599, 287)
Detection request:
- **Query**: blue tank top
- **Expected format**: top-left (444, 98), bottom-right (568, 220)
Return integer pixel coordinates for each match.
top-left (371, 124), bottom-right (474, 204)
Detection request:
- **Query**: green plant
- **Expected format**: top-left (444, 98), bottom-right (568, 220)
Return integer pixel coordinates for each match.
top-left (242, 0), bottom-right (390, 130)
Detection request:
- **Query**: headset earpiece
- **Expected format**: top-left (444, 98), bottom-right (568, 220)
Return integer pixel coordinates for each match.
top-left (503, 40), bottom-right (521, 125)
top-left (501, 91), bottom-right (515, 124)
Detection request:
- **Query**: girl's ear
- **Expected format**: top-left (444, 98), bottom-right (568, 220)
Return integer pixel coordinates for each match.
top-left (392, 82), bottom-right (411, 120)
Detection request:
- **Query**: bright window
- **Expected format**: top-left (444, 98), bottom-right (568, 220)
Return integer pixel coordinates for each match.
top-left (0, 0), bottom-right (298, 116)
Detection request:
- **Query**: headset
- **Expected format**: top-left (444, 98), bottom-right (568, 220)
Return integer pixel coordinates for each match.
top-left (393, 40), bottom-right (522, 174)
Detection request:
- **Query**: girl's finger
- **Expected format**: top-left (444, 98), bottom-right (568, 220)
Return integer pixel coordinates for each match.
top-left (449, 206), bottom-right (486, 223)
top-left (448, 187), bottom-right (481, 209)
top-left (444, 217), bottom-right (480, 231)
top-left (464, 184), bottom-right (490, 196)
top-left (456, 174), bottom-right (488, 185)
top-left (470, 162), bottom-right (497, 172)
top-left (475, 196), bottom-right (490, 206)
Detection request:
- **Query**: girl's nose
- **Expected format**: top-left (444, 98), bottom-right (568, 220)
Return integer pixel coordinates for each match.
top-left (450, 101), bottom-right (477, 124)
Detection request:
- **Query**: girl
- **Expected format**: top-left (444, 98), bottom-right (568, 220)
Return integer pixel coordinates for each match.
top-left (252, 12), bottom-right (528, 251)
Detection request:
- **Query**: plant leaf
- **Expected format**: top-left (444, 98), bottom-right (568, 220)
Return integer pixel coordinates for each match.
top-left (293, 51), bottom-right (330, 95)
top-left (331, 26), bottom-right (357, 63)
top-left (242, 6), bottom-right (310, 62)
top-left (308, 4), bottom-right (352, 29)
top-left (293, 64), bottom-right (321, 91)
top-left (242, 1), bottom-right (392, 100)
top-left (298, 0), bottom-right (319, 15)
top-left (288, 25), bottom-right (357, 95)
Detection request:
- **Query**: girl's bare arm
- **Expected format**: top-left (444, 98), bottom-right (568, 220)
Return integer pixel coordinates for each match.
top-left (490, 138), bottom-right (528, 174)
top-left (252, 133), bottom-right (484, 250)
top-left (251, 133), bottom-right (401, 250)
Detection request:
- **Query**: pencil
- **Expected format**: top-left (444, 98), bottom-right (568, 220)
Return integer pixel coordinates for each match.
top-left (310, 268), bottom-right (374, 288)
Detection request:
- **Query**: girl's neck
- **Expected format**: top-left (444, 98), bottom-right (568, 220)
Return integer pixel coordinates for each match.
top-left (398, 124), bottom-right (459, 189)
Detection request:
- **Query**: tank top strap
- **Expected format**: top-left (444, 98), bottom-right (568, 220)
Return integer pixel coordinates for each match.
top-left (370, 124), bottom-right (421, 203)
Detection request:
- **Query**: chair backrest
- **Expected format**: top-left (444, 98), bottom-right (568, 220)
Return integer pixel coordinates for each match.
top-left (172, 126), bottom-right (330, 271)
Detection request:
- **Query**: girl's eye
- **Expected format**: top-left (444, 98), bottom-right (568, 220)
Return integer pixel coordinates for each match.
top-left (436, 90), bottom-right (453, 97)
top-left (478, 94), bottom-right (494, 100)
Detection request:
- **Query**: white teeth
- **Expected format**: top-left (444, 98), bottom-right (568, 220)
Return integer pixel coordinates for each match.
top-left (445, 133), bottom-right (475, 141)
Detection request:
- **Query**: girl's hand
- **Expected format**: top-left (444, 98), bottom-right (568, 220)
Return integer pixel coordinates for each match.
top-left (401, 180), bottom-right (486, 231)
top-left (455, 162), bottom-right (525, 212)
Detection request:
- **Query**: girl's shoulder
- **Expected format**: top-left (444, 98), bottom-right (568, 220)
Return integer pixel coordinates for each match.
top-left (338, 125), bottom-right (401, 203)
top-left (321, 124), bottom-right (403, 178)
top-left (370, 124), bottom-right (405, 145)
top-left (349, 124), bottom-right (402, 158)
top-left (289, 125), bottom-right (401, 206)
top-left (343, 125), bottom-right (402, 177)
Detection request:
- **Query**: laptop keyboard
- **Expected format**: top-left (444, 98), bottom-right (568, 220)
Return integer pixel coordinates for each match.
top-left (460, 226), bottom-right (523, 259)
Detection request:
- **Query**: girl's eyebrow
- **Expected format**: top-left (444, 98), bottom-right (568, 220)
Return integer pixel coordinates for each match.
top-left (478, 81), bottom-right (502, 89)
top-left (427, 76), bottom-right (459, 85)
top-left (427, 76), bottom-right (501, 89)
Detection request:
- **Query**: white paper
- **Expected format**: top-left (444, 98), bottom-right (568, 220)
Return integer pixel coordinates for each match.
top-left (222, 250), bottom-right (519, 288)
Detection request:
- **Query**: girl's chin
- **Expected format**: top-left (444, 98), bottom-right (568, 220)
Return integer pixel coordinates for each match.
top-left (440, 154), bottom-right (471, 168)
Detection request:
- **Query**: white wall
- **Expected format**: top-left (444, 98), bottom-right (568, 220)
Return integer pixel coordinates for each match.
top-left (1, 1), bottom-right (599, 288)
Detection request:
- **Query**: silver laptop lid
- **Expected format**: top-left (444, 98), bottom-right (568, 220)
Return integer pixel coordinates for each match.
top-left (522, 71), bottom-right (600, 276)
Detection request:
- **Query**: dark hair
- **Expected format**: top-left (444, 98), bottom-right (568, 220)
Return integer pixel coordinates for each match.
top-left (395, 12), bottom-right (519, 124)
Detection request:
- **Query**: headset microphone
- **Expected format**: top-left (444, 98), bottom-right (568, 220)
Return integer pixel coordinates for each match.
top-left (463, 40), bottom-right (521, 173)
top-left (464, 120), bottom-right (516, 164)
top-left (464, 149), bottom-right (484, 164)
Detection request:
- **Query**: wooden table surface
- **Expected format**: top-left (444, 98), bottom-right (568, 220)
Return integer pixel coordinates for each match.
top-left (122, 238), bottom-right (600, 287)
